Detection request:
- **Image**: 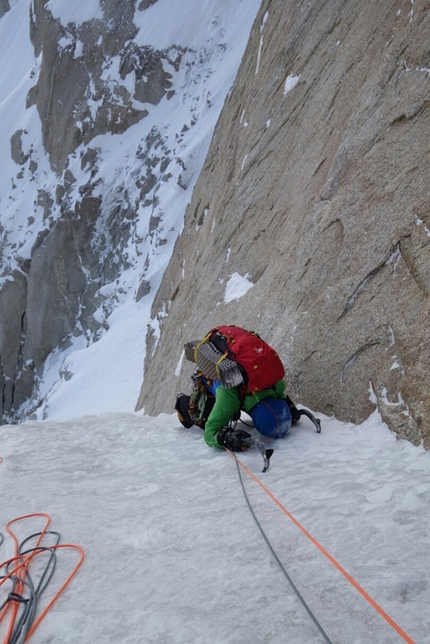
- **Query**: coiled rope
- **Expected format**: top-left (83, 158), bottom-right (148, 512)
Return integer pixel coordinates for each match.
top-left (0, 513), bottom-right (85, 643)
top-left (227, 449), bottom-right (416, 644)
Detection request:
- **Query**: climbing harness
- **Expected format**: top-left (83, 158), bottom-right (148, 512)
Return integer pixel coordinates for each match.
top-left (0, 513), bottom-right (85, 643)
top-left (228, 450), bottom-right (416, 644)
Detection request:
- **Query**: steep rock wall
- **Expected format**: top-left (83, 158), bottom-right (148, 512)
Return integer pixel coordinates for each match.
top-left (138, 0), bottom-right (430, 447)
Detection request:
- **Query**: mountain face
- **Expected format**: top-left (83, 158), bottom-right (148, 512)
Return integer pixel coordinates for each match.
top-left (1, 1), bottom-right (429, 449)
top-left (0, 0), bottom-right (261, 420)
top-left (138, 0), bottom-right (430, 449)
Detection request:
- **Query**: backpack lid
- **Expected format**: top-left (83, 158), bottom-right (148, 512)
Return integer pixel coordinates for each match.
top-left (184, 325), bottom-right (285, 392)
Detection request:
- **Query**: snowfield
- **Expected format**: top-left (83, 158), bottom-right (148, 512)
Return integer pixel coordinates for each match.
top-left (1, 410), bottom-right (429, 643)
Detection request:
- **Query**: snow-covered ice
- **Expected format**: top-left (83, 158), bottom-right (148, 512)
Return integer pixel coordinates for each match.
top-left (1, 2), bottom-right (429, 642)
top-left (1, 409), bottom-right (429, 643)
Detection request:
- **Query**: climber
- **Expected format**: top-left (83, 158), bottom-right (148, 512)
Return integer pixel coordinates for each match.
top-left (175, 370), bottom-right (301, 451)
top-left (175, 326), bottom-right (302, 451)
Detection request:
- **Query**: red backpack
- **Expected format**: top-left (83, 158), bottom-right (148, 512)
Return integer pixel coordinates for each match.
top-left (187, 325), bottom-right (285, 393)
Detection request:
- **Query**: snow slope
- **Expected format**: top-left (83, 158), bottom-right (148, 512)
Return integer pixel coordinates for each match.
top-left (1, 5), bottom-right (428, 641)
top-left (0, 0), bottom-right (262, 420)
top-left (1, 410), bottom-right (429, 643)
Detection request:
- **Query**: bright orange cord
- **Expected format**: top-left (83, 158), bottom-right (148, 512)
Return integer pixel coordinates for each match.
top-left (228, 450), bottom-right (416, 644)
top-left (25, 544), bottom-right (85, 640)
top-left (6, 513), bottom-right (51, 552)
top-left (2, 514), bottom-right (52, 641)
top-left (0, 513), bottom-right (84, 643)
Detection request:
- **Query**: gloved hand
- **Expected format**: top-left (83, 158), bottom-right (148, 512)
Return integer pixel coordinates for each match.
top-left (217, 428), bottom-right (253, 451)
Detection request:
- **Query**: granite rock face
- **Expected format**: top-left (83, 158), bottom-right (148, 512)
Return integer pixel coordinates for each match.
top-left (28, 0), bottom-right (175, 172)
top-left (138, 0), bottom-right (430, 447)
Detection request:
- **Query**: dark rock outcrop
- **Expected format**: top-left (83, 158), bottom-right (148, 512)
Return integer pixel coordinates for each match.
top-left (0, 0), bottom-right (9, 19)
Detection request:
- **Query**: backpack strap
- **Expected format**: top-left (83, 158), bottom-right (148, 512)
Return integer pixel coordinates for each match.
top-left (238, 384), bottom-right (247, 408)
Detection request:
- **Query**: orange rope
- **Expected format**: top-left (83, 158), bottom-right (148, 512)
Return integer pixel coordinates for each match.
top-left (26, 543), bottom-right (85, 640)
top-left (6, 512), bottom-right (51, 552)
top-left (1, 514), bottom-right (51, 642)
top-left (227, 450), bottom-right (416, 644)
top-left (0, 513), bottom-right (85, 643)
